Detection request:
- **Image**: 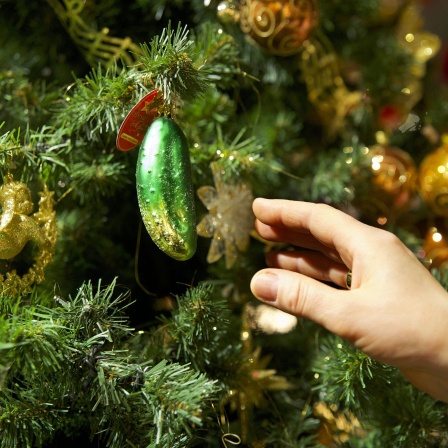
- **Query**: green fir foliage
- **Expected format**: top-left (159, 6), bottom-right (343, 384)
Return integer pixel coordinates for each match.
top-left (1, 0), bottom-right (448, 446)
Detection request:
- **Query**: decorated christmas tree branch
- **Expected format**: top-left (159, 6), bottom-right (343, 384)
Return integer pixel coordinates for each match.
top-left (138, 22), bottom-right (211, 105)
top-left (60, 64), bottom-right (137, 138)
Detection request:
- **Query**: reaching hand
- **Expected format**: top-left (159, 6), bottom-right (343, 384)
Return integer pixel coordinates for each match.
top-left (250, 198), bottom-right (448, 402)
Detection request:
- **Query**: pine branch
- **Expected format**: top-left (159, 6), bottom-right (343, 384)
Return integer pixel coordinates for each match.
top-left (69, 152), bottom-right (131, 205)
top-left (59, 64), bottom-right (137, 138)
top-left (312, 335), bottom-right (400, 412)
top-left (159, 284), bottom-right (230, 371)
top-left (139, 22), bottom-right (210, 105)
top-left (296, 142), bottom-right (371, 205)
top-left (192, 22), bottom-right (247, 89)
top-left (0, 125), bottom-right (70, 185)
top-left (189, 125), bottom-right (265, 186)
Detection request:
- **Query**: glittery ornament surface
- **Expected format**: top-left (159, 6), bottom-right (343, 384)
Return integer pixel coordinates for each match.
top-left (299, 34), bottom-right (363, 137)
top-left (239, 0), bottom-right (319, 56)
top-left (0, 175), bottom-right (57, 294)
top-left (418, 142), bottom-right (448, 216)
top-left (136, 117), bottom-right (197, 261)
top-left (197, 164), bottom-right (254, 268)
top-left (220, 304), bottom-right (293, 443)
top-left (370, 144), bottom-right (417, 208)
top-left (47, 0), bottom-right (142, 67)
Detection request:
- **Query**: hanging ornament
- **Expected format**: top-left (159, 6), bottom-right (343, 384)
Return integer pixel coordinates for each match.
top-left (238, 0), bottom-right (319, 56)
top-left (116, 89), bottom-right (163, 151)
top-left (0, 175), bottom-right (57, 295)
top-left (314, 401), bottom-right (364, 446)
top-left (370, 144), bottom-right (417, 210)
top-left (299, 33), bottom-right (363, 138)
top-left (422, 222), bottom-right (448, 270)
top-left (136, 117), bottom-right (197, 261)
top-left (418, 139), bottom-right (448, 216)
top-left (219, 304), bottom-right (293, 443)
top-left (378, 104), bottom-right (407, 133)
top-left (392, 3), bottom-right (441, 113)
top-left (197, 163), bottom-right (254, 269)
top-left (47, 0), bottom-right (143, 67)
top-left (356, 145), bottom-right (417, 224)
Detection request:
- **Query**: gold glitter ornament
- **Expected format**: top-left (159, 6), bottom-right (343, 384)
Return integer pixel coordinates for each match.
top-left (239, 0), bottom-right (319, 56)
top-left (418, 139), bottom-right (448, 216)
top-left (314, 401), bottom-right (364, 446)
top-left (422, 223), bottom-right (448, 270)
top-left (197, 163), bottom-right (254, 269)
top-left (0, 175), bottom-right (57, 295)
top-left (299, 34), bottom-right (363, 137)
top-left (220, 304), bottom-right (293, 443)
top-left (370, 144), bottom-right (417, 210)
top-left (393, 3), bottom-right (441, 113)
top-left (47, 0), bottom-right (143, 67)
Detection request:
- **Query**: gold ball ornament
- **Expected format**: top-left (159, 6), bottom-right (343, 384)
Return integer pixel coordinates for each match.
top-left (0, 175), bottom-right (57, 295)
top-left (422, 223), bottom-right (448, 270)
top-left (419, 142), bottom-right (448, 216)
top-left (239, 0), bottom-right (319, 56)
top-left (370, 144), bottom-right (417, 210)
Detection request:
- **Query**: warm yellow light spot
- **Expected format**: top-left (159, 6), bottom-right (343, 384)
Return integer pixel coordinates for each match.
top-left (438, 165), bottom-right (446, 174)
top-left (241, 331), bottom-right (250, 341)
top-left (433, 232), bottom-right (443, 243)
top-left (372, 155), bottom-right (383, 171)
top-left (401, 87), bottom-right (411, 95)
top-left (424, 47), bottom-right (433, 56)
top-left (314, 373), bottom-right (320, 379)
top-left (405, 33), bottom-right (415, 42)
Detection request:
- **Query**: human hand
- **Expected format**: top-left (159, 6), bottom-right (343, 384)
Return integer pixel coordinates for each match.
top-left (250, 198), bottom-right (448, 402)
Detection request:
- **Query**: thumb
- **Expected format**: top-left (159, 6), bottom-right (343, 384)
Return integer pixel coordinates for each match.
top-left (250, 268), bottom-right (348, 331)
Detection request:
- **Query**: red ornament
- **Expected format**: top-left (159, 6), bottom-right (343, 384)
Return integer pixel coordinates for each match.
top-left (116, 89), bottom-right (161, 151)
top-left (378, 104), bottom-right (406, 132)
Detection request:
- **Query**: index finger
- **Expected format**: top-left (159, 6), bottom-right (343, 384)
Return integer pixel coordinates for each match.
top-left (253, 198), bottom-right (371, 268)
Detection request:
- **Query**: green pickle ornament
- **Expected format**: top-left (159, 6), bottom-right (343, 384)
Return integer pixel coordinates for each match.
top-left (136, 116), bottom-right (197, 260)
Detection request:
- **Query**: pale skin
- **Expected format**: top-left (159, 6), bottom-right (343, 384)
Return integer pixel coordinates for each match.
top-left (250, 198), bottom-right (448, 403)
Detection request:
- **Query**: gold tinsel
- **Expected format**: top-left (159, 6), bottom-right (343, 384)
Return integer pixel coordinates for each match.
top-left (0, 175), bottom-right (57, 295)
top-left (299, 33), bottom-right (363, 138)
top-left (46, 0), bottom-right (143, 67)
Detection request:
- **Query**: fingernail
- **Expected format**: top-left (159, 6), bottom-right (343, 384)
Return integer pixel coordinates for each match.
top-left (252, 272), bottom-right (278, 301)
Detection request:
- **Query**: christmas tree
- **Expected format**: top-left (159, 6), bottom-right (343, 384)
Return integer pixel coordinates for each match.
top-left (1, 0), bottom-right (448, 446)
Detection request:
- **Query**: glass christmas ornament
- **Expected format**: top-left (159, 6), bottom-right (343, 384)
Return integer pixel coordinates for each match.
top-left (239, 0), bottom-right (319, 56)
top-left (418, 142), bottom-right (448, 216)
top-left (136, 117), bottom-right (197, 261)
top-left (422, 223), bottom-right (448, 270)
top-left (370, 144), bottom-right (417, 210)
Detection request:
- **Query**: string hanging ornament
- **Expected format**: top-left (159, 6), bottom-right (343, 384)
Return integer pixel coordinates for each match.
top-left (0, 174), bottom-right (57, 295)
top-left (218, 0), bottom-right (319, 57)
top-left (46, 0), bottom-right (143, 67)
